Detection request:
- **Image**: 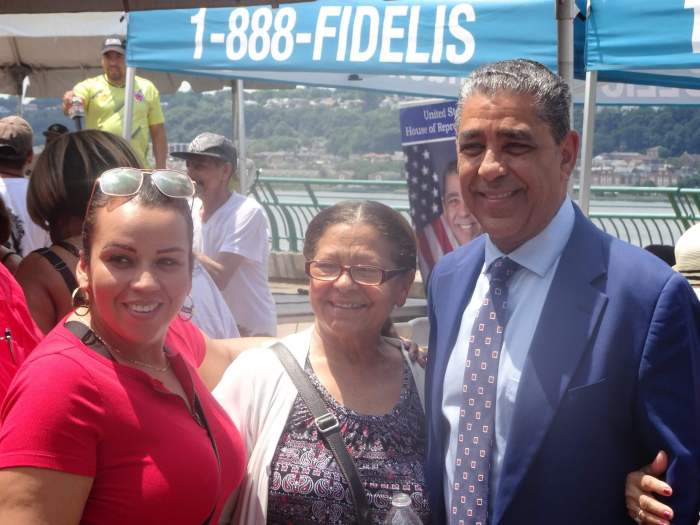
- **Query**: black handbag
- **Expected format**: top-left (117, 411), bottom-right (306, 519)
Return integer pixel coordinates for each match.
top-left (272, 342), bottom-right (372, 525)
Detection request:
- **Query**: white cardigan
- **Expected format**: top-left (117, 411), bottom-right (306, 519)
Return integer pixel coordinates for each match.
top-left (212, 327), bottom-right (425, 525)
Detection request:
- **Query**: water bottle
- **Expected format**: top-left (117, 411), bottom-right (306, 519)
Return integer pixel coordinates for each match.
top-left (383, 493), bottom-right (423, 525)
top-left (69, 95), bottom-right (84, 130)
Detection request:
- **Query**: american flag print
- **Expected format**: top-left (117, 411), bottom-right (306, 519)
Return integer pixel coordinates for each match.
top-left (404, 143), bottom-right (457, 280)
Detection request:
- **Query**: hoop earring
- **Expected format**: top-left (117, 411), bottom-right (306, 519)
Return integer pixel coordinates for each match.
top-left (179, 294), bottom-right (194, 321)
top-left (71, 287), bottom-right (90, 316)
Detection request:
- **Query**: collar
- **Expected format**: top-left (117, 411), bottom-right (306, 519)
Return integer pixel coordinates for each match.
top-left (103, 73), bottom-right (126, 88)
top-left (484, 197), bottom-right (575, 277)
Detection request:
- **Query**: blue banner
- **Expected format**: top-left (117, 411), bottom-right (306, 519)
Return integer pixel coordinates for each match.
top-left (399, 100), bottom-right (456, 144)
top-left (127, 0), bottom-right (556, 78)
top-left (586, 1), bottom-right (700, 73)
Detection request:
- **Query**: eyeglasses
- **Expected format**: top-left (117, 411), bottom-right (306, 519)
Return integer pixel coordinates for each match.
top-left (97, 167), bottom-right (195, 199)
top-left (305, 260), bottom-right (410, 286)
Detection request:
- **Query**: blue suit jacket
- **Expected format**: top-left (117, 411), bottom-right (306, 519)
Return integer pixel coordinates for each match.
top-left (425, 207), bottom-right (700, 524)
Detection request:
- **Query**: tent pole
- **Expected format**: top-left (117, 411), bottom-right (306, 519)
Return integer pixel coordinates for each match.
top-left (556, 0), bottom-right (575, 92)
top-left (232, 79), bottom-right (250, 194)
top-left (123, 66), bottom-right (136, 143)
top-left (556, 0), bottom-right (576, 197)
top-left (579, 70), bottom-right (598, 216)
top-left (231, 80), bottom-right (238, 188)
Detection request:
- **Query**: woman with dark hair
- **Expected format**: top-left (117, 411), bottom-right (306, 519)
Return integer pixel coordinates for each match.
top-left (214, 200), bottom-right (430, 524)
top-left (17, 130), bottom-right (142, 333)
top-left (0, 167), bottom-right (245, 523)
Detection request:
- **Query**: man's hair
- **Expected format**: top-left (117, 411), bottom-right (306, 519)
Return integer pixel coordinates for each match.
top-left (440, 160), bottom-right (459, 199)
top-left (455, 59), bottom-right (571, 144)
top-left (28, 130), bottom-right (142, 231)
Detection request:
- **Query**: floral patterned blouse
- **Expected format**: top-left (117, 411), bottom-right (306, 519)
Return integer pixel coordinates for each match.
top-left (266, 358), bottom-right (431, 524)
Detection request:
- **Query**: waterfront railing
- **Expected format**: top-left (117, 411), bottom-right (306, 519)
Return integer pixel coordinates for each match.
top-left (249, 177), bottom-right (700, 252)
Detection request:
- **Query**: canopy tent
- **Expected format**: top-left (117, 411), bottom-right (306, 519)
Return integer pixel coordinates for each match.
top-left (579, 0), bottom-right (700, 214)
top-left (1, 1), bottom-right (309, 14)
top-left (126, 0), bottom-right (561, 188)
top-left (0, 12), bottom-right (225, 98)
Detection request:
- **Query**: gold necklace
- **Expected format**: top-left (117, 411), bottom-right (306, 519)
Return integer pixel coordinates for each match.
top-left (91, 330), bottom-right (170, 373)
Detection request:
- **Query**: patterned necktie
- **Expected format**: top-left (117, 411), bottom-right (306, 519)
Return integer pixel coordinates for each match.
top-left (450, 256), bottom-right (521, 525)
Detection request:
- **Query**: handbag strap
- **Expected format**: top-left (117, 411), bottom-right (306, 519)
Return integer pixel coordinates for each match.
top-left (64, 320), bottom-right (219, 525)
top-left (271, 342), bottom-right (371, 525)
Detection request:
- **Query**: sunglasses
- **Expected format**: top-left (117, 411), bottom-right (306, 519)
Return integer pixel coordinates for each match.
top-left (97, 167), bottom-right (195, 199)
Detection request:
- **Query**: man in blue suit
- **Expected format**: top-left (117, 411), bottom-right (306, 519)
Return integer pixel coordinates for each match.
top-left (425, 59), bottom-right (700, 524)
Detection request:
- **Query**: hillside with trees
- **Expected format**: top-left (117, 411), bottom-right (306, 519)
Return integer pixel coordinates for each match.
top-left (6, 87), bottom-right (700, 159)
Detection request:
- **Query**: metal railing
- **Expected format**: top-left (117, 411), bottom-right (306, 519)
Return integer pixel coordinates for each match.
top-left (249, 177), bottom-right (700, 252)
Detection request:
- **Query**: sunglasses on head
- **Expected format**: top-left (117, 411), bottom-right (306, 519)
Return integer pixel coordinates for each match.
top-left (96, 167), bottom-right (195, 199)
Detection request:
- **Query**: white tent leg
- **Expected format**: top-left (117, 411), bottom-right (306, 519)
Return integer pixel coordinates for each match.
top-left (556, 0), bottom-right (576, 90)
top-left (232, 79), bottom-right (248, 192)
top-left (579, 70), bottom-right (598, 216)
top-left (123, 66), bottom-right (136, 142)
top-left (556, 0), bottom-right (576, 196)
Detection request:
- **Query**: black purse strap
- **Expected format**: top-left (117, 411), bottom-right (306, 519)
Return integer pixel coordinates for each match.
top-left (271, 342), bottom-right (371, 525)
top-left (64, 320), bottom-right (219, 525)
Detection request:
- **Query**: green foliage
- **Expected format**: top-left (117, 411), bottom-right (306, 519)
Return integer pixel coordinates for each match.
top-left (11, 86), bottom-right (700, 158)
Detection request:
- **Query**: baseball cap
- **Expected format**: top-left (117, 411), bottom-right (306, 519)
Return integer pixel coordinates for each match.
top-left (0, 116), bottom-right (33, 161)
top-left (43, 123), bottom-right (69, 137)
top-left (674, 223), bottom-right (700, 280)
top-left (171, 133), bottom-right (237, 166)
top-left (101, 35), bottom-right (126, 55)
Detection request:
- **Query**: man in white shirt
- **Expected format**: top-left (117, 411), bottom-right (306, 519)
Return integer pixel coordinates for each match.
top-left (0, 116), bottom-right (50, 256)
top-left (173, 132), bottom-right (276, 336)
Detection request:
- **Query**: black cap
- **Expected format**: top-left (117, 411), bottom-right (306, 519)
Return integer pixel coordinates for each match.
top-left (171, 133), bottom-right (237, 166)
top-left (101, 35), bottom-right (126, 55)
top-left (42, 123), bottom-right (69, 137)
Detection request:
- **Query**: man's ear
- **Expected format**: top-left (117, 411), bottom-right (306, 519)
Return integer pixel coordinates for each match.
top-left (559, 130), bottom-right (580, 179)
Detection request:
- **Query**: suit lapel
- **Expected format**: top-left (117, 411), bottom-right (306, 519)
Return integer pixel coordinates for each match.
top-left (492, 211), bottom-right (609, 524)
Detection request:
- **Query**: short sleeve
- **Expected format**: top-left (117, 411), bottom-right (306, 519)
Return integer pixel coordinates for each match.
top-left (167, 317), bottom-right (206, 368)
top-left (146, 83), bottom-right (165, 126)
top-left (0, 353), bottom-right (105, 477)
top-left (217, 204), bottom-right (269, 264)
top-left (72, 79), bottom-right (91, 110)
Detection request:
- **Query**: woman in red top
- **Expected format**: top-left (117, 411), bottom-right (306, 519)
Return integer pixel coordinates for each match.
top-left (0, 167), bottom-right (245, 524)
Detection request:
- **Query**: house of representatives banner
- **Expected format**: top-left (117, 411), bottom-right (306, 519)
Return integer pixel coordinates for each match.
top-left (400, 99), bottom-right (462, 281)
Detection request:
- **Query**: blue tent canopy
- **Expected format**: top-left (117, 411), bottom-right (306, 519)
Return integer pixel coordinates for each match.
top-left (585, 0), bottom-right (700, 88)
top-left (127, 0), bottom-right (558, 88)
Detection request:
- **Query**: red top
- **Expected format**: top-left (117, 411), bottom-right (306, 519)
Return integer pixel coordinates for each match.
top-left (0, 264), bottom-right (42, 402)
top-left (0, 316), bottom-right (245, 524)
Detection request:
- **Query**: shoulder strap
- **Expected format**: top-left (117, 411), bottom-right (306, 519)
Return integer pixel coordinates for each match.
top-left (54, 240), bottom-right (80, 258)
top-left (271, 342), bottom-right (371, 525)
top-left (64, 320), bottom-right (112, 359)
top-left (34, 247), bottom-right (78, 295)
top-left (64, 320), bottom-right (219, 525)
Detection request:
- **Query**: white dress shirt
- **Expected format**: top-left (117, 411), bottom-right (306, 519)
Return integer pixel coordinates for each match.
top-left (442, 198), bottom-right (576, 516)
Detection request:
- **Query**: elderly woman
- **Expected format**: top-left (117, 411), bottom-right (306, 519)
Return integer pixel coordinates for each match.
top-left (214, 200), bottom-right (430, 524)
top-left (0, 167), bottom-right (245, 523)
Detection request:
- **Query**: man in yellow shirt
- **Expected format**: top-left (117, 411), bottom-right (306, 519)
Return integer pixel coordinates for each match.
top-left (62, 36), bottom-right (167, 168)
